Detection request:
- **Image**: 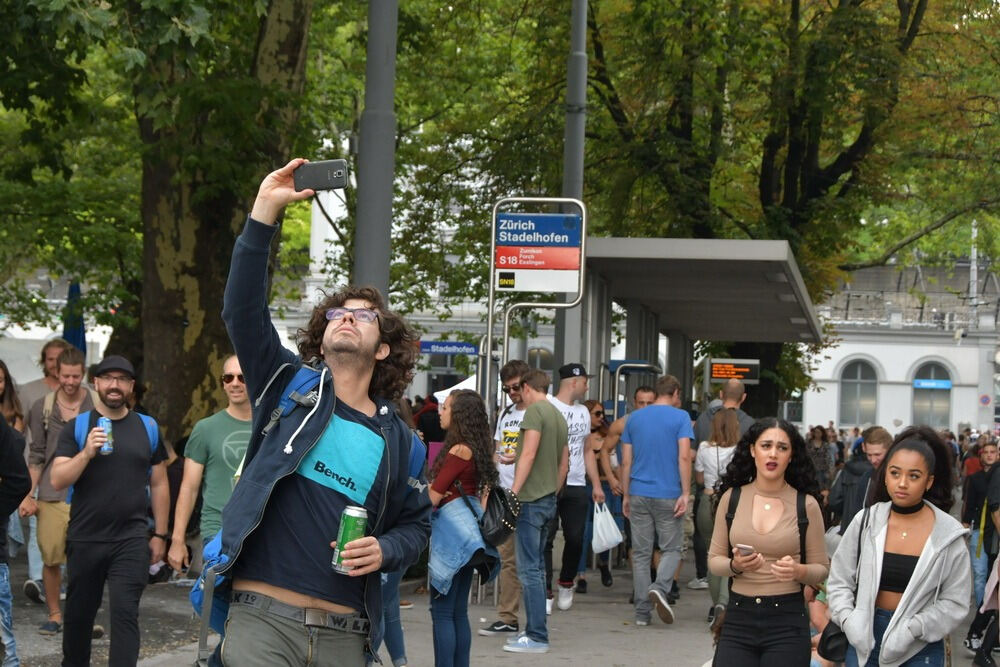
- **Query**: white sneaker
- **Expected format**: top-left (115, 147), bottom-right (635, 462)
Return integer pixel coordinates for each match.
top-left (687, 577), bottom-right (708, 590)
top-left (635, 618), bottom-right (649, 626)
top-left (556, 586), bottom-right (574, 611)
top-left (546, 597), bottom-right (553, 615)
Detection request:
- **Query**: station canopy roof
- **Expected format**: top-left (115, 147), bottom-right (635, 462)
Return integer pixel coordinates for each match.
top-left (586, 237), bottom-right (822, 344)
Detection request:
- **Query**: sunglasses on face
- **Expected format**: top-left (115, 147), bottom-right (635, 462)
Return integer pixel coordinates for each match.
top-left (501, 382), bottom-right (523, 394)
top-left (593, 410), bottom-right (604, 417)
top-left (325, 307), bottom-right (379, 323)
top-left (221, 374), bottom-right (245, 385)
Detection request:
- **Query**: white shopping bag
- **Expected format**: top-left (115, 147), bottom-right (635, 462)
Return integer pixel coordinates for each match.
top-left (591, 502), bottom-right (623, 554)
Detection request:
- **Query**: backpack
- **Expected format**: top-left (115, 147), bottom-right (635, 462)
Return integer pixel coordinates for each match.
top-left (66, 410), bottom-right (160, 503)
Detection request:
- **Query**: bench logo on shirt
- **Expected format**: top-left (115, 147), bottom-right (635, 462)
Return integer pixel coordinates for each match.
top-left (297, 414), bottom-right (385, 505)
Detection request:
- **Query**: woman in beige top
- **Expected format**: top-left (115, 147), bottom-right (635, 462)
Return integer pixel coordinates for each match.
top-left (708, 418), bottom-right (830, 665)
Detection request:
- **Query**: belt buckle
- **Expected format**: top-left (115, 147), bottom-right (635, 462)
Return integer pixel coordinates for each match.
top-left (304, 608), bottom-right (327, 627)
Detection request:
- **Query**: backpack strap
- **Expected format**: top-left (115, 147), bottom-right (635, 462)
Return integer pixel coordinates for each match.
top-left (42, 391), bottom-right (57, 441)
top-left (137, 413), bottom-right (159, 454)
top-left (67, 411), bottom-right (95, 504)
top-left (724, 486), bottom-right (741, 591)
top-left (797, 490), bottom-right (808, 569)
top-left (260, 365), bottom-right (322, 436)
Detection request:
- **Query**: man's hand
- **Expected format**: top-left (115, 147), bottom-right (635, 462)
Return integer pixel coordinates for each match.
top-left (250, 158), bottom-right (316, 225)
top-left (149, 536), bottom-right (167, 565)
top-left (673, 494), bottom-right (688, 517)
top-left (592, 485), bottom-right (606, 504)
top-left (84, 427), bottom-right (107, 459)
top-left (335, 536), bottom-right (384, 577)
top-left (623, 495), bottom-right (630, 519)
top-left (608, 475), bottom-right (623, 496)
top-left (18, 497), bottom-right (36, 518)
top-left (167, 539), bottom-right (190, 573)
top-left (497, 451), bottom-right (516, 465)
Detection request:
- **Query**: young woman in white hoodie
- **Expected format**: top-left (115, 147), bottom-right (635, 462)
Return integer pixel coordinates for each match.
top-left (827, 426), bottom-right (972, 667)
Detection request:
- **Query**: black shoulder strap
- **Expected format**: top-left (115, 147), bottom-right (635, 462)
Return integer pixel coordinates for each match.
top-left (725, 486), bottom-right (741, 553)
top-left (797, 490), bottom-right (808, 567)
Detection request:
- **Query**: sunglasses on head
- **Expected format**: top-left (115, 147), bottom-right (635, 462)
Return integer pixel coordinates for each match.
top-left (325, 307), bottom-right (379, 323)
top-left (501, 382), bottom-right (523, 394)
top-left (221, 373), bottom-right (245, 385)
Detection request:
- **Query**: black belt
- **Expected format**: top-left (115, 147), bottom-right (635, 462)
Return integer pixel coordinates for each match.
top-left (231, 591), bottom-right (370, 635)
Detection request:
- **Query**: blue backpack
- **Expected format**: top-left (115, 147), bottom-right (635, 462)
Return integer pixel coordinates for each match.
top-left (67, 411), bottom-right (160, 503)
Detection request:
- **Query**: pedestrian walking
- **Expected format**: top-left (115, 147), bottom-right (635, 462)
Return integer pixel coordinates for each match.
top-left (708, 418), bottom-right (829, 665)
top-left (427, 390), bottom-right (500, 667)
top-left (827, 426), bottom-right (970, 667)
top-left (0, 414), bottom-right (33, 665)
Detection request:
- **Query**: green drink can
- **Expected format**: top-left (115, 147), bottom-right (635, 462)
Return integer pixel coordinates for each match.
top-left (332, 505), bottom-right (368, 574)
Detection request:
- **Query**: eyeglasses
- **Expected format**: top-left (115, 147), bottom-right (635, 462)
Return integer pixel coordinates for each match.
top-left (501, 382), bottom-right (523, 394)
top-left (325, 307), bottom-right (379, 324)
top-left (221, 374), bottom-right (245, 385)
top-left (592, 410), bottom-right (604, 417)
top-left (98, 375), bottom-right (133, 386)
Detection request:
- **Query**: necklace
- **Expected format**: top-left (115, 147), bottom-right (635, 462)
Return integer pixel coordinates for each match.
top-left (891, 501), bottom-right (922, 538)
top-left (753, 482), bottom-right (786, 511)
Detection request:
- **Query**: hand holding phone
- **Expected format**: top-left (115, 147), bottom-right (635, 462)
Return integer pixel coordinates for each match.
top-left (735, 543), bottom-right (755, 556)
top-left (293, 159), bottom-right (349, 192)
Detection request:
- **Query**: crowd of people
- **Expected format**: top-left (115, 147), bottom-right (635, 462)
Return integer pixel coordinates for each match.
top-left (0, 159), bottom-right (996, 667)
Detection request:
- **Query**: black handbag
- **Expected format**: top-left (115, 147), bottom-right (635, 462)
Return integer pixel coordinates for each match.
top-left (455, 480), bottom-right (520, 547)
top-left (817, 506), bottom-right (870, 662)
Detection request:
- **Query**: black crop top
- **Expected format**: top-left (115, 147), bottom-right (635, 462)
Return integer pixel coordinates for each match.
top-left (879, 552), bottom-right (919, 593)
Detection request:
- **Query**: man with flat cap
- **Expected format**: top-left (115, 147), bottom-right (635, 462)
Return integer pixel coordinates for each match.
top-left (50, 355), bottom-right (170, 667)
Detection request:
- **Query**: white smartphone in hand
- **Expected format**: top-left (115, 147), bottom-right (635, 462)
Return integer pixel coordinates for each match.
top-left (735, 543), bottom-right (755, 556)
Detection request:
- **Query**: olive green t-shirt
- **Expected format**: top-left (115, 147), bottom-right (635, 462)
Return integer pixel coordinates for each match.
top-left (515, 400), bottom-right (568, 503)
top-left (184, 410), bottom-right (251, 539)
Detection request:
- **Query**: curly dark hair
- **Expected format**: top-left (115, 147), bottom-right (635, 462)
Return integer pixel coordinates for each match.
top-left (0, 359), bottom-right (23, 428)
top-left (717, 418), bottom-right (821, 503)
top-left (871, 425), bottom-right (954, 512)
top-left (295, 285), bottom-right (419, 400)
top-left (429, 390), bottom-right (499, 493)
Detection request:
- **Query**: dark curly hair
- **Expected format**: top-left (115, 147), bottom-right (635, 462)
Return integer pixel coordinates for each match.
top-left (295, 285), bottom-right (419, 400)
top-left (717, 418), bottom-right (821, 503)
top-left (871, 425), bottom-right (954, 512)
top-left (429, 390), bottom-right (499, 493)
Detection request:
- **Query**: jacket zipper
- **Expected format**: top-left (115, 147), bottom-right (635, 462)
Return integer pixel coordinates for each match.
top-left (362, 424), bottom-right (394, 662)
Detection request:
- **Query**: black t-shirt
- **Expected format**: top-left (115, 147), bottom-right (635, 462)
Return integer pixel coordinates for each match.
top-left (55, 411), bottom-right (167, 542)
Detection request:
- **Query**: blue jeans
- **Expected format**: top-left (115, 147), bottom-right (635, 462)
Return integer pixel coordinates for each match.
top-left (430, 565), bottom-right (474, 667)
top-left (370, 569), bottom-right (407, 667)
top-left (516, 494), bottom-right (556, 644)
top-left (7, 514), bottom-right (41, 582)
top-left (629, 495), bottom-right (683, 621)
top-left (970, 529), bottom-right (989, 605)
top-left (845, 608), bottom-right (944, 666)
top-left (0, 564), bottom-right (19, 666)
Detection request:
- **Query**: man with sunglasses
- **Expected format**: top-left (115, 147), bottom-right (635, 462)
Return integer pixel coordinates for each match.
top-left (168, 355), bottom-right (251, 574)
top-left (215, 159), bottom-right (430, 666)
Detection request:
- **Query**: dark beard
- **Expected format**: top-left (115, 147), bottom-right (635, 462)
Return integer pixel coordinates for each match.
top-left (99, 391), bottom-right (126, 409)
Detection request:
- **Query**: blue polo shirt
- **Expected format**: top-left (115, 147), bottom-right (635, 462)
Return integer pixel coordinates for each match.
top-left (621, 405), bottom-right (694, 499)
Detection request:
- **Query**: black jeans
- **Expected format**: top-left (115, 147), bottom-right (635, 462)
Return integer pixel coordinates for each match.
top-left (63, 537), bottom-right (149, 667)
top-left (544, 485), bottom-right (589, 590)
top-left (713, 591), bottom-right (811, 666)
top-left (692, 487), bottom-right (708, 579)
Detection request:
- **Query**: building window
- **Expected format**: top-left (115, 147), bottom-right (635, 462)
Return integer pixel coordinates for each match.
top-left (912, 362), bottom-right (951, 430)
top-left (839, 360), bottom-right (877, 426)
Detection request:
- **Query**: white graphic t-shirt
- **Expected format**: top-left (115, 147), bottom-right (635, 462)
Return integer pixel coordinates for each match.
top-left (547, 395), bottom-right (590, 487)
top-left (494, 405), bottom-right (526, 489)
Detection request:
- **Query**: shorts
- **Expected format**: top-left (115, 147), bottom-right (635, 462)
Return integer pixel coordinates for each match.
top-left (36, 500), bottom-right (70, 566)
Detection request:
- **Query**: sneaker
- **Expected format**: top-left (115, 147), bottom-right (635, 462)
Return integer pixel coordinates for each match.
top-left (968, 636), bottom-right (985, 654)
top-left (92, 625), bottom-right (105, 639)
top-left (38, 619), bottom-right (61, 635)
top-left (479, 620), bottom-right (519, 636)
top-left (557, 585), bottom-right (574, 611)
top-left (706, 605), bottom-right (716, 624)
top-left (503, 635), bottom-right (550, 653)
top-left (599, 564), bottom-right (613, 587)
top-left (709, 604), bottom-right (726, 634)
top-left (546, 597), bottom-right (553, 615)
top-left (506, 632), bottom-right (527, 645)
top-left (667, 580), bottom-right (680, 605)
top-left (575, 578), bottom-right (587, 594)
top-left (399, 599), bottom-right (414, 610)
top-left (635, 618), bottom-right (649, 626)
top-left (648, 589), bottom-right (675, 624)
top-left (23, 579), bottom-right (44, 604)
top-left (687, 577), bottom-right (708, 590)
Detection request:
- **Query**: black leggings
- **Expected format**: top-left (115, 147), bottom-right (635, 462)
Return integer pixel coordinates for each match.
top-left (713, 591), bottom-right (811, 667)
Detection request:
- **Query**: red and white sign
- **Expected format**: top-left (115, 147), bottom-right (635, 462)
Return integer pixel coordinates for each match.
top-left (494, 246), bottom-right (581, 270)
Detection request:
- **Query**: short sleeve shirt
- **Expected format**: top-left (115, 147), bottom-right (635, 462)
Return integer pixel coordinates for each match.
top-left (184, 410), bottom-right (252, 539)
top-left (547, 396), bottom-right (590, 487)
top-left (494, 405), bottom-right (525, 490)
top-left (55, 411), bottom-right (167, 542)
top-left (515, 401), bottom-right (567, 503)
top-left (621, 405), bottom-right (694, 499)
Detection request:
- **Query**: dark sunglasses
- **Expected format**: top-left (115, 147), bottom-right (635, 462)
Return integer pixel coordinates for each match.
top-left (221, 374), bottom-right (245, 385)
top-left (592, 410), bottom-right (604, 417)
top-left (325, 307), bottom-right (379, 323)
top-left (501, 382), bottom-right (523, 394)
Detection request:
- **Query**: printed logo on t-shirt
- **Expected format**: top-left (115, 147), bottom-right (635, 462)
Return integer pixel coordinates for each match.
top-left (297, 414), bottom-right (385, 506)
top-left (222, 428), bottom-right (251, 489)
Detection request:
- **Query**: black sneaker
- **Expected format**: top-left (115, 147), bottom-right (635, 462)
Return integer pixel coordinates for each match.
top-left (575, 578), bottom-right (588, 594)
top-left (599, 564), bottom-right (613, 587)
top-left (666, 580), bottom-right (680, 604)
top-left (478, 620), bottom-right (518, 636)
top-left (706, 605), bottom-right (716, 624)
top-left (23, 579), bottom-right (44, 604)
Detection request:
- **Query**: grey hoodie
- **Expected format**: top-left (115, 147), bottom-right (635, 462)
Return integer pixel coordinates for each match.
top-left (827, 501), bottom-right (971, 666)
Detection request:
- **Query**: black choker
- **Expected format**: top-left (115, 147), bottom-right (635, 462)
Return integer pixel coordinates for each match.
top-left (890, 501), bottom-right (923, 515)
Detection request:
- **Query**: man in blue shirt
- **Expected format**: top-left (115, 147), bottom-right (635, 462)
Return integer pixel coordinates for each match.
top-left (621, 374), bottom-right (694, 627)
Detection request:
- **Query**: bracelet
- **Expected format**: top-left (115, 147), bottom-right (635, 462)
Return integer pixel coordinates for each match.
top-left (729, 559), bottom-right (742, 576)
top-left (151, 533), bottom-right (168, 541)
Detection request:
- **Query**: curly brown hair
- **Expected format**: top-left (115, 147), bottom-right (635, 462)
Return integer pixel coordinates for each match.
top-left (429, 390), bottom-right (499, 493)
top-left (295, 286), bottom-right (419, 400)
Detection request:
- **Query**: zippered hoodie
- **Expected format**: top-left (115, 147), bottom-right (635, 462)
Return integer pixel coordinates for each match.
top-left (218, 217), bottom-right (432, 655)
top-left (827, 501), bottom-right (971, 666)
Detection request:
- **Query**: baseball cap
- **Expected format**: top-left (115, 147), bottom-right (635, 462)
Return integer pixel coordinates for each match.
top-left (94, 355), bottom-right (136, 380)
top-left (558, 363), bottom-right (593, 380)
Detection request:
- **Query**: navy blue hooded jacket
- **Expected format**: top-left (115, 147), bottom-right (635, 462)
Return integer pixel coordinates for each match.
top-left (218, 216), bottom-right (431, 654)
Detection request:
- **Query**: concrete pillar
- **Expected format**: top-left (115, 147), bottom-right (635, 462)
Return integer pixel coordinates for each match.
top-left (665, 331), bottom-right (694, 408)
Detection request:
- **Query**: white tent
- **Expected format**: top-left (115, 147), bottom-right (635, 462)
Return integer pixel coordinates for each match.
top-left (433, 375), bottom-right (477, 404)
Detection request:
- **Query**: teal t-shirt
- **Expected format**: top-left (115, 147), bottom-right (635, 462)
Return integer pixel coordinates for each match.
top-left (185, 409), bottom-right (251, 538)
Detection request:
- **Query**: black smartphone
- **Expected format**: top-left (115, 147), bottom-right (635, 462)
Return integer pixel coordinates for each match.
top-left (293, 159), bottom-right (349, 192)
